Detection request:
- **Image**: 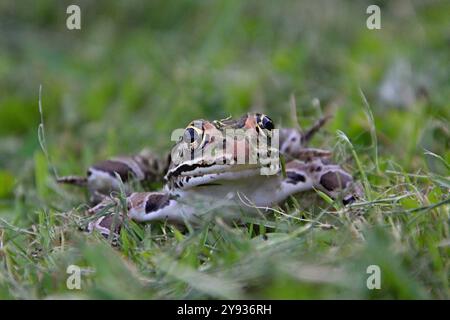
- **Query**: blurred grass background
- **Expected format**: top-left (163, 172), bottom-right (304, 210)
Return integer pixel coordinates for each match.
top-left (0, 0), bottom-right (449, 299)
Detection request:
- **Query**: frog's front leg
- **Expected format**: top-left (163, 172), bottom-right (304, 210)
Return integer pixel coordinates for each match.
top-left (125, 192), bottom-right (194, 223)
top-left (86, 191), bottom-right (195, 238)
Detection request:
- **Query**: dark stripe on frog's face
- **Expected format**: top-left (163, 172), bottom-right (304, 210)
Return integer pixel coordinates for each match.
top-left (166, 162), bottom-right (216, 180)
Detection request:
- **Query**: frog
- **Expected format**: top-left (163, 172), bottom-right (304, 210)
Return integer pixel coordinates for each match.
top-left (75, 113), bottom-right (360, 238)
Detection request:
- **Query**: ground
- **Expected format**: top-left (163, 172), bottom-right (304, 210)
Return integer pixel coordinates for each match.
top-left (0, 0), bottom-right (449, 299)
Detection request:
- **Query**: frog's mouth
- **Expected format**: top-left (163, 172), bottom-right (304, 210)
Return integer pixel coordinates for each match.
top-left (165, 154), bottom-right (279, 190)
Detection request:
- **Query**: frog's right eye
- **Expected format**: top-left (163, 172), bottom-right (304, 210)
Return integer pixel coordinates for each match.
top-left (257, 114), bottom-right (274, 131)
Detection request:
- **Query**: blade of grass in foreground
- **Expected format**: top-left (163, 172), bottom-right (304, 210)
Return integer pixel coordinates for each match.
top-left (337, 130), bottom-right (372, 201)
top-left (359, 88), bottom-right (380, 173)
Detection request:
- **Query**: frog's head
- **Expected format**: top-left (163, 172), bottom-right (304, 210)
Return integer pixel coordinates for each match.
top-left (164, 113), bottom-right (280, 191)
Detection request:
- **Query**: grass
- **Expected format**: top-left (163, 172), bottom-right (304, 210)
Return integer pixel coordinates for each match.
top-left (0, 0), bottom-right (449, 299)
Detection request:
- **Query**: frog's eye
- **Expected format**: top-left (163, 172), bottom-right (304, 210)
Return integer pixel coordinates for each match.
top-left (184, 127), bottom-right (198, 143)
top-left (183, 126), bottom-right (204, 149)
top-left (257, 114), bottom-right (274, 131)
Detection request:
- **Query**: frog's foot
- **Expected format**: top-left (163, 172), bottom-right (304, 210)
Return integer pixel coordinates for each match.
top-left (302, 114), bottom-right (332, 144)
top-left (57, 151), bottom-right (168, 205)
top-left (85, 197), bottom-right (123, 240)
top-left (86, 191), bottom-right (193, 237)
top-left (87, 213), bottom-right (123, 243)
top-left (281, 159), bottom-right (360, 205)
top-left (279, 115), bottom-right (332, 161)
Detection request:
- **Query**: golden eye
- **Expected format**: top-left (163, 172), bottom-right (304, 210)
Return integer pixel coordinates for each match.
top-left (257, 114), bottom-right (274, 130)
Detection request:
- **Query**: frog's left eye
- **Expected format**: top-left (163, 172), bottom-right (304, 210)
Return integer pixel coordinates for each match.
top-left (184, 127), bottom-right (198, 144)
top-left (183, 125), bottom-right (204, 149)
top-left (257, 114), bottom-right (274, 130)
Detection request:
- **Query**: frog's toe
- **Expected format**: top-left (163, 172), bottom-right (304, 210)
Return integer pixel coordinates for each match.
top-left (87, 214), bottom-right (123, 244)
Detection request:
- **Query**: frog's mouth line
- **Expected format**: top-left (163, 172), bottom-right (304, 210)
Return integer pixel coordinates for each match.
top-left (165, 153), bottom-right (277, 179)
top-left (165, 154), bottom-right (281, 190)
top-left (168, 167), bottom-right (270, 190)
top-left (167, 162), bottom-right (264, 181)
